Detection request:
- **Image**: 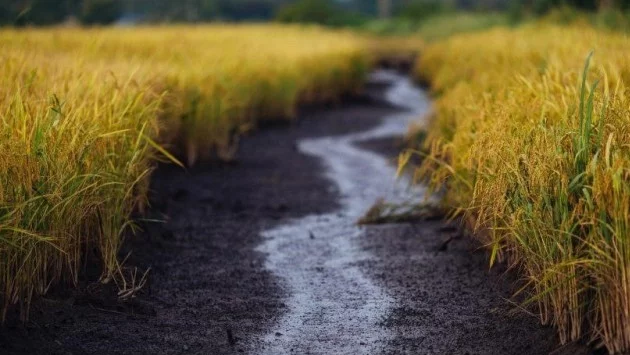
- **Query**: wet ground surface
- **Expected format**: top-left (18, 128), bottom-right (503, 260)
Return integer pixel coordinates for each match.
top-left (0, 72), bottom-right (584, 355)
top-left (255, 72), bottom-right (431, 354)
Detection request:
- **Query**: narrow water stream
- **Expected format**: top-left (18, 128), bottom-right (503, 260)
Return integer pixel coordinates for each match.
top-left (256, 71), bottom-right (431, 354)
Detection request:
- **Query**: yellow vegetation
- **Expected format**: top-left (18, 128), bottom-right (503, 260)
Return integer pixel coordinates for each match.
top-left (0, 24), bottom-right (369, 320)
top-left (413, 24), bottom-right (630, 352)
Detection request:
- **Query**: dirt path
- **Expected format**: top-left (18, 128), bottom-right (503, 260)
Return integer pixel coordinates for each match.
top-left (1, 72), bottom-right (576, 355)
top-left (256, 71), bottom-right (429, 354)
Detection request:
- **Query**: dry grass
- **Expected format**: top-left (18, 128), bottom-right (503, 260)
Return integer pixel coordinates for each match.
top-left (410, 24), bottom-right (630, 352)
top-left (0, 24), bottom-right (370, 320)
top-left (358, 199), bottom-right (443, 225)
top-left (4, 25), bottom-right (370, 164)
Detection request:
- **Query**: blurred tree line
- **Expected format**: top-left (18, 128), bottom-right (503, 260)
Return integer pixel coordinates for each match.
top-left (511, 0), bottom-right (630, 16)
top-left (0, 0), bottom-right (371, 25)
top-left (2, 0), bottom-right (630, 26)
top-left (0, 0), bottom-right (461, 26)
top-left (0, 0), bottom-right (121, 25)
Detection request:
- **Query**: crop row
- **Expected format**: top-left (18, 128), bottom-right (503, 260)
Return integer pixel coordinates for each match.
top-left (0, 25), bottom-right (371, 320)
top-left (414, 24), bottom-right (630, 352)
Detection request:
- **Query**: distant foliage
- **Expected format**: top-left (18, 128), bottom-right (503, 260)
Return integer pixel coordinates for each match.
top-left (0, 3), bottom-right (12, 24)
top-left (512, 0), bottom-right (597, 16)
top-left (13, 0), bottom-right (74, 25)
top-left (81, 0), bottom-right (123, 25)
top-left (275, 0), bottom-right (366, 27)
top-left (0, 0), bottom-right (121, 25)
top-left (593, 7), bottom-right (630, 30)
top-left (394, 0), bottom-right (446, 22)
top-left (217, 0), bottom-right (278, 20)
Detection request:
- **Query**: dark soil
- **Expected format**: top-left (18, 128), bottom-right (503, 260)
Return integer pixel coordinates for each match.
top-left (0, 79), bottom-right (592, 355)
top-left (355, 213), bottom-right (591, 355)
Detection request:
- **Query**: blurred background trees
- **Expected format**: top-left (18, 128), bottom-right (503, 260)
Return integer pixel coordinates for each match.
top-left (80, 0), bottom-right (123, 24)
top-left (1, 0), bottom-right (630, 31)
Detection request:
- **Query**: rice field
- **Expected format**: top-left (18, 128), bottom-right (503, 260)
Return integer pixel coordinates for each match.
top-left (412, 24), bottom-right (630, 352)
top-left (0, 24), bottom-right (371, 320)
top-left (11, 17), bottom-right (630, 353)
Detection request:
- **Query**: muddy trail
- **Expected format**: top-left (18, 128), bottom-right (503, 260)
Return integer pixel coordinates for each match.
top-left (1, 72), bottom-right (577, 355)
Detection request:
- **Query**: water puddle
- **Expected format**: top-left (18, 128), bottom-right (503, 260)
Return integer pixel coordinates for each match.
top-left (255, 71), bottom-right (431, 354)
